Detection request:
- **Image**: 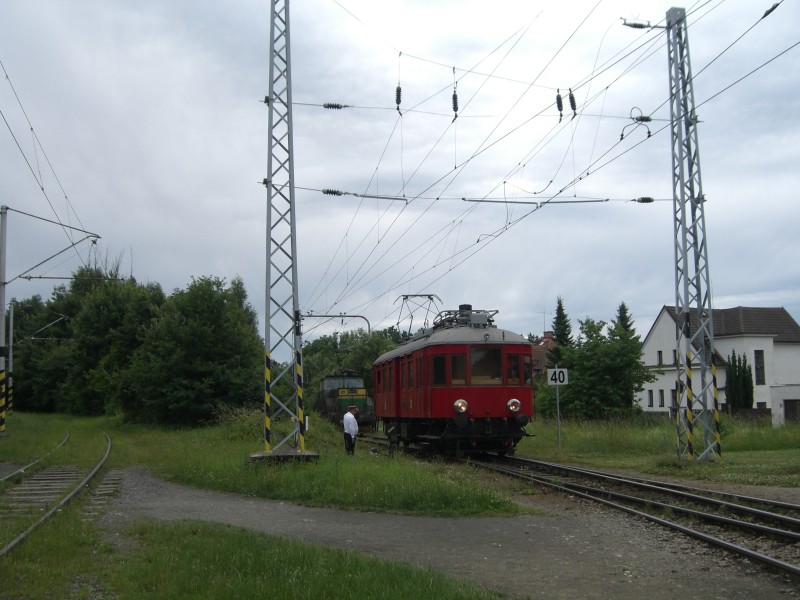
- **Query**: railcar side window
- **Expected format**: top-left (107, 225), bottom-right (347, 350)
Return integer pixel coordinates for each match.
top-left (432, 355), bottom-right (446, 385)
top-left (506, 354), bottom-right (521, 384)
top-left (401, 361), bottom-right (406, 391)
top-left (451, 354), bottom-right (466, 385)
top-left (408, 358), bottom-right (414, 389)
top-left (523, 355), bottom-right (532, 385)
top-left (471, 348), bottom-right (501, 385)
top-left (376, 369), bottom-right (382, 394)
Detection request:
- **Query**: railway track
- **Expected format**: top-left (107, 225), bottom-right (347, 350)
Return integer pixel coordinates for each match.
top-left (358, 432), bottom-right (390, 448)
top-left (471, 455), bottom-right (800, 580)
top-left (0, 430), bottom-right (71, 484)
top-left (0, 431), bottom-right (112, 557)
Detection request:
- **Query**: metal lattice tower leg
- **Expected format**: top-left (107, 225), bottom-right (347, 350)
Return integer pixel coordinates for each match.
top-left (262, 0), bottom-right (305, 454)
top-left (667, 7), bottom-right (720, 461)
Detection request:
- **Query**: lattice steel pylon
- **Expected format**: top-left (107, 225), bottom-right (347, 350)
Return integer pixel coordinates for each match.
top-left (261, 0), bottom-right (307, 455)
top-left (667, 7), bottom-right (720, 461)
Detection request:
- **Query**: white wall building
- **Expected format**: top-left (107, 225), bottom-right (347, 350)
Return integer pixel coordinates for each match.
top-left (637, 306), bottom-right (800, 426)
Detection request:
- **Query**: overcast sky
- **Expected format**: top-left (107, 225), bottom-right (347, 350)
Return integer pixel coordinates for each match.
top-left (1, 0), bottom-right (798, 347)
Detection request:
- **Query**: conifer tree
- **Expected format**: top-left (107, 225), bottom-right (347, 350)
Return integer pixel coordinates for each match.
top-left (547, 296), bottom-right (573, 367)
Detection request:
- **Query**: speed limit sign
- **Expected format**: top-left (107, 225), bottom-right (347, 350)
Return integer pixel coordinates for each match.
top-left (547, 368), bottom-right (569, 386)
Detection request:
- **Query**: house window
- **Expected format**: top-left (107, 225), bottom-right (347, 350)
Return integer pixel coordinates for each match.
top-left (671, 389), bottom-right (678, 408)
top-left (657, 350), bottom-right (663, 366)
top-left (659, 390), bottom-right (665, 408)
top-left (648, 390), bottom-right (653, 408)
top-left (672, 349), bottom-right (678, 365)
top-left (754, 350), bottom-right (765, 386)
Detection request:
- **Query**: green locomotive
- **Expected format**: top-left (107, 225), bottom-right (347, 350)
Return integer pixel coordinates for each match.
top-left (314, 369), bottom-right (375, 429)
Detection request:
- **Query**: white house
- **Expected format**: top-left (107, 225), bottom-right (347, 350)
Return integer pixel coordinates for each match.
top-left (636, 306), bottom-right (800, 426)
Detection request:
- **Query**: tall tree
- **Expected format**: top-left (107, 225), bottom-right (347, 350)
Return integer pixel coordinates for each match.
top-left (726, 350), bottom-right (754, 411)
top-left (536, 303), bottom-right (655, 419)
top-left (608, 302), bottom-right (655, 412)
top-left (611, 301), bottom-right (634, 333)
top-left (66, 278), bottom-right (165, 415)
top-left (547, 296), bottom-right (573, 367)
top-left (120, 276), bottom-right (262, 425)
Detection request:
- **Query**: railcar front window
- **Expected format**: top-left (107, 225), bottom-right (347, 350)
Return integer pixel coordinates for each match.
top-left (471, 348), bottom-right (501, 385)
top-left (523, 355), bottom-right (532, 384)
top-left (451, 354), bottom-right (466, 385)
top-left (323, 378), bottom-right (344, 392)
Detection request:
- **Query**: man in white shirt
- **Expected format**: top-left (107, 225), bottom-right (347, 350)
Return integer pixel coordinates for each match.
top-left (343, 405), bottom-right (359, 455)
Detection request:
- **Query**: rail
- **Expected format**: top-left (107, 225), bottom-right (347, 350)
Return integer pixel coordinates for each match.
top-left (470, 455), bottom-right (800, 579)
top-left (0, 432), bottom-right (112, 557)
top-left (0, 430), bottom-right (71, 483)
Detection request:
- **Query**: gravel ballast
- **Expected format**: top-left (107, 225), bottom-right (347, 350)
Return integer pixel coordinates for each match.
top-left (97, 468), bottom-right (799, 599)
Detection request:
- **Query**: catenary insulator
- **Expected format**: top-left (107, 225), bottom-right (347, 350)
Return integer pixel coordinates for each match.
top-left (323, 103), bottom-right (344, 109)
top-left (556, 89), bottom-right (563, 122)
top-left (569, 89), bottom-right (577, 118)
top-left (396, 85), bottom-right (402, 106)
top-left (452, 91), bottom-right (459, 114)
top-left (322, 189), bottom-right (344, 196)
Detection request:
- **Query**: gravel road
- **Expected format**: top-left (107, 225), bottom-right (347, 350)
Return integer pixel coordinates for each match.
top-left (97, 468), bottom-right (799, 599)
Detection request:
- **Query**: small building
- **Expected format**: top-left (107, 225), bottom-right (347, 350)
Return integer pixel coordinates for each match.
top-left (636, 306), bottom-right (800, 426)
top-left (531, 331), bottom-right (556, 378)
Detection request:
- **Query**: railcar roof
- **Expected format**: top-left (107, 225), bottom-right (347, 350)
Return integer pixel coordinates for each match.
top-left (374, 326), bottom-right (531, 364)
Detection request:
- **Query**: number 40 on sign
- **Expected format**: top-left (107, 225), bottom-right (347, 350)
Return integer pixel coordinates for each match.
top-left (547, 368), bottom-right (569, 386)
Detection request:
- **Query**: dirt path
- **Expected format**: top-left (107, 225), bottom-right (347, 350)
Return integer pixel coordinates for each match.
top-left (100, 468), bottom-right (798, 599)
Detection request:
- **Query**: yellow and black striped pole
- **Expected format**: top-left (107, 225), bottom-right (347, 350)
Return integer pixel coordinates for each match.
top-left (685, 350), bottom-right (694, 459)
top-left (264, 350), bottom-right (271, 453)
top-left (296, 349), bottom-right (304, 453)
top-left (0, 370), bottom-right (6, 434)
top-left (711, 355), bottom-right (721, 456)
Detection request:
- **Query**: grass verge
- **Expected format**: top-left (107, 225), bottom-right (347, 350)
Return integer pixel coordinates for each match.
top-left (518, 415), bottom-right (800, 487)
top-left (108, 520), bottom-right (506, 600)
top-left (3, 410), bottom-right (798, 599)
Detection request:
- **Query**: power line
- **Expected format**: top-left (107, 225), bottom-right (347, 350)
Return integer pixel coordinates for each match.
top-left (313, 2), bottom-right (607, 318)
top-left (0, 57), bottom-right (90, 268)
top-left (305, 0), bottom-right (796, 330)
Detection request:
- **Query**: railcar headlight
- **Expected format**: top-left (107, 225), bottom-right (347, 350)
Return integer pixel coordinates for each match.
top-left (453, 399), bottom-right (469, 414)
top-left (507, 398), bottom-right (522, 413)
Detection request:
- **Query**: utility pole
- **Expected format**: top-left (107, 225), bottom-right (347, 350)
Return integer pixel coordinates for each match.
top-left (0, 207), bottom-right (6, 434)
top-left (252, 0), bottom-right (316, 460)
top-left (666, 7), bottom-right (720, 461)
top-left (7, 298), bottom-right (13, 416)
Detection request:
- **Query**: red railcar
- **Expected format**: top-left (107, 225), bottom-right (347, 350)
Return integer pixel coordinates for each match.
top-left (373, 305), bottom-right (533, 455)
